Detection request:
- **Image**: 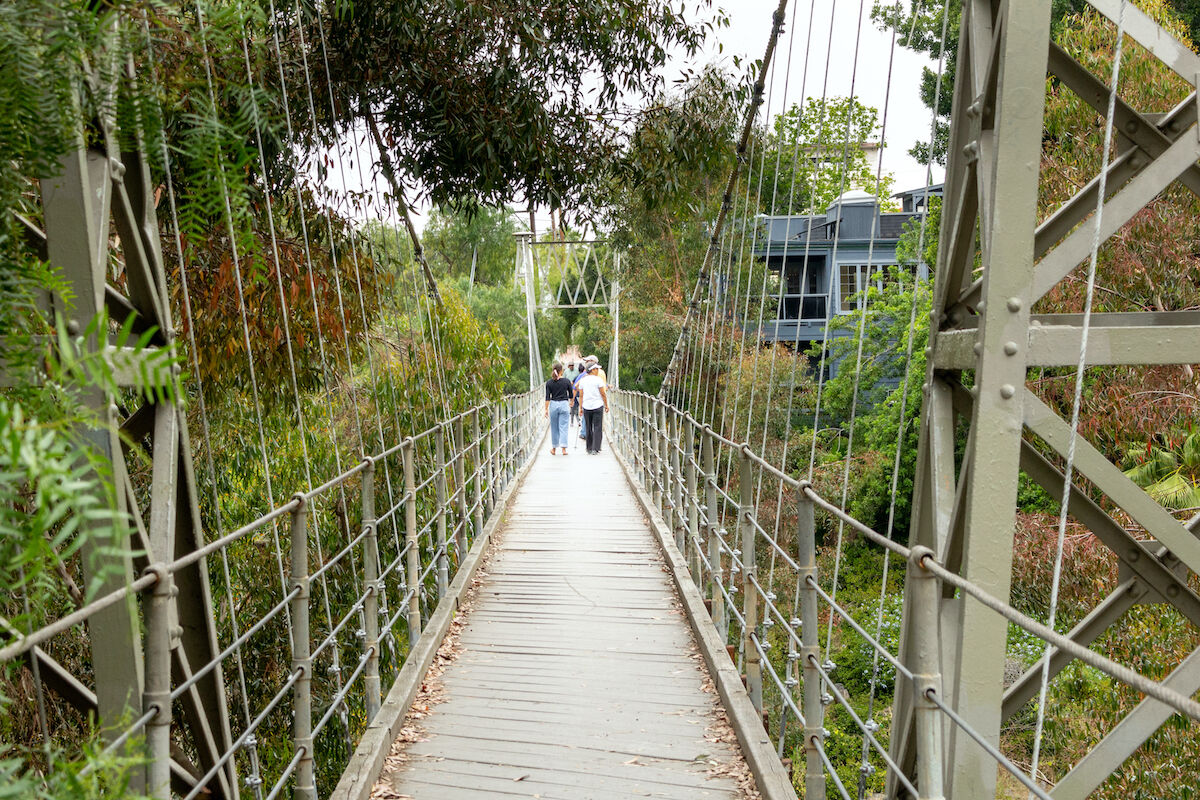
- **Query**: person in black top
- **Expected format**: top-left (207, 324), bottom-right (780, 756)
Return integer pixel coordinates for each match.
top-left (544, 362), bottom-right (575, 455)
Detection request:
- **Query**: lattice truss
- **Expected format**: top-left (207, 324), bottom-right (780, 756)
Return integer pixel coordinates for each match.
top-left (525, 238), bottom-right (618, 310)
top-left (25, 29), bottom-right (239, 800)
top-left (894, 0), bottom-right (1200, 795)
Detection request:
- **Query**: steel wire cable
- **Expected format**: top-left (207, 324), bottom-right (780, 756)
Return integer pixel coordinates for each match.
top-left (235, 13), bottom-right (357, 749)
top-left (806, 651), bottom-right (918, 797)
top-left (659, 0), bottom-right (791, 398)
top-left (817, 0), bottom-right (889, 670)
top-left (856, 1), bottom-right (954, 787)
top-left (138, 12), bottom-right (269, 792)
top-left (1029, 1), bottom-right (1129, 787)
top-left (198, 0), bottom-right (296, 638)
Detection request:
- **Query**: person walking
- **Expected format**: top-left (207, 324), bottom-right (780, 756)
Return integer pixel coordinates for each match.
top-left (544, 362), bottom-right (574, 455)
top-left (565, 361), bottom-right (580, 428)
top-left (577, 362), bottom-right (609, 454)
top-left (573, 362), bottom-right (590, 441)
top-left (585, 354), bottom-right (607, 388)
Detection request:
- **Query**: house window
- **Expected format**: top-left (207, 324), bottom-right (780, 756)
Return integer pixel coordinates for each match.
top-left (837, 264), bottom-right (903, 312)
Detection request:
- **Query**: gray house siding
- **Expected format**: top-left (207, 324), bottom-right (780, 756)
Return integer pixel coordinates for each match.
top-left (752, 186), bottom-right (940, 377)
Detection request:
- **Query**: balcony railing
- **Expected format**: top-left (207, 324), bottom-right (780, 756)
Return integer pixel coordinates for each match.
top-left (772, 293), bottom-right (829, 321)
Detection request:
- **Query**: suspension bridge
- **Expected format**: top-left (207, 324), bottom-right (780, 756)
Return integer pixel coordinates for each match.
top-left (4, 0), bottom-right (1200, 797)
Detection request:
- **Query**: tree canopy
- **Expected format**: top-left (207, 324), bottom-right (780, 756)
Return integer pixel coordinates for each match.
top-left (752, 96), bottom-right (894, 214)
top-left (311, 0), bottom-right (725, 213)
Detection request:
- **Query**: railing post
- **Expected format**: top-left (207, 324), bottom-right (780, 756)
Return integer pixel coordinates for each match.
top-left (142, 566), bottom-right (172, 799)
top-left (361, 458), bottom-right (382, 722)
top-left (703, 430), bottom-right (726, 641)
top-left (289, 496), bottom-right (315, 800)
top-left (798, 485), bottom-right (826, 800)
top-left (685, 420), bottom-right (700, 580)
top-left (402, 438), bottom-right (422, 638)
top-left (739, 447), bottom-right (762, 712)
top-left (641, 395), bottom-right (653, 493)
top-left (471, 408), bottom-right (484, 536)
top-left (658, 405), bottom-right (671, 523)
top-left (453, 415), bottom-right (470, 555)
top-left (649, 399), bottom-right (662, 508)
top-left (909, 546), bottom-right (945, 800)
top-left (435, 424), bottom-right (450, 598)
top-left (503, 398), bottom-right (513, 484)
top-left (489, 405), bottom-right (501, 510)
top-left (669, 409), bottom-right (684, 553)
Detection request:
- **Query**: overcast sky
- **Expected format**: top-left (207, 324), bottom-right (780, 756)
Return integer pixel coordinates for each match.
top-left (686, 0), bottom-right (945, 193)
top-left (329, 0), bottom-right (947, 234)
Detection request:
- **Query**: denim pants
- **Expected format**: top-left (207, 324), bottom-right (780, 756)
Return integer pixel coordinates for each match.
top-left (579, 405), bottom-right (588, 438)
top-left (549, 400), bottom-right (570, 448)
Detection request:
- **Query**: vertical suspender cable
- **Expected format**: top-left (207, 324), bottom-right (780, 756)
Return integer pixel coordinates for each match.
top-left (1029, 1), bottom-right (1128, 789)
top-left (659, 0), bottom-right (792, 400)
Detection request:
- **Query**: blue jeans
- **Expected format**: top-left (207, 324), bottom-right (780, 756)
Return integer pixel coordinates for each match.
top-left (549, 400), bottom-right (570, 448)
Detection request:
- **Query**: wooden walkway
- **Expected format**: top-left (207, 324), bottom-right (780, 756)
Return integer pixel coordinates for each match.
top-left (376, 429), bottom-right (749, 799)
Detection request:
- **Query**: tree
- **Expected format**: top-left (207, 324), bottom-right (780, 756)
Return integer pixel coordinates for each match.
top-left (310, 0), bottom-right (724, 212)
top-left (423, 206), bottom-right (519, 286)
top-left (753, 96), bottom-right (895, 214)
top-left (871, 0), bottom-right (960, 166)
top-left (604, 68), bottom-right (743, 393)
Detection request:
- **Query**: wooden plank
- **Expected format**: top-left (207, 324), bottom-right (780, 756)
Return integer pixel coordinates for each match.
top-left (383, 445), bottom-right (746, 799)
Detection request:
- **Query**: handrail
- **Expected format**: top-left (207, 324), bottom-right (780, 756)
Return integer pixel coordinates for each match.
top-left (607, 388), bottom-right (1200, 799)
top-left (1, 390), bottom-right (542, 800)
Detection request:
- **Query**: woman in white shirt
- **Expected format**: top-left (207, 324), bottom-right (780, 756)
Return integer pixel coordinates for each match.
top-left (575, 363), bottom-right (609, 454)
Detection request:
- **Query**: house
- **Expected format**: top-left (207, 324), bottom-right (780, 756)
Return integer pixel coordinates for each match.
top-left (752, 185), bottom-right (941, 372)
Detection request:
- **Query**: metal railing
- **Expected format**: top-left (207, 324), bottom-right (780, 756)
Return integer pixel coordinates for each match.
top-left (610, 389), bottom-right (1200, 799)
top-left (0, 391), bottom-right (539, 799)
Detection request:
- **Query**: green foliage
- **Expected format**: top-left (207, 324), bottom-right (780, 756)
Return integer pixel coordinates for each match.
top-left (752, 97), bottom-right (895, 214)
top-left (808, 267), bottom-right (931, 533)
top-left (0, 733), bottom-right (149, 800)
top-left (603, 70), bottom-right (742, 392)
top-left (1123, 431), bottom-right (1200, 510)
top-left (316, 0), bottom-right (726, 211)
top-left (424, 207), bottom-right (518, 286)
top-left (871, 0), bottom-right (959, 165)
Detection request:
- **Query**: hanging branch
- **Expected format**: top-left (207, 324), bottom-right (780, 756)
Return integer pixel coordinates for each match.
top-left (658, 0), bottom-right (791, 398)
top-left (365, 109), bottom-right (443, 307)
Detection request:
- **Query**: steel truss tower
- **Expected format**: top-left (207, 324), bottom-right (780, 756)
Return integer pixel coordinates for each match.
top-left (517, 236), bottom-right (622, 389)
top-left (25, 21), bottom-right (239, 799)
top-left (892, 0), bottom-right (1200, 795)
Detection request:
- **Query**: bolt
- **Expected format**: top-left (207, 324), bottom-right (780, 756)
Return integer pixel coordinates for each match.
top-left (1006, 297), bottom-right (1022, 312)
top-left (1000, 384), bottom-right (1016, 399)
top-left (1004, 341), bottom-right (1019, 356)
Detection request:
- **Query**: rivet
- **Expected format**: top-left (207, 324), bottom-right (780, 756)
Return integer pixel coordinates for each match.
top-left (1124, 120), bottom-right (1138, 135)
top-left (1128, 549), bottom-right (1141, 562)
top-left (1004, 341), bottom-right (1019, 356)
top-left (976, 301), bottom-right (986, 313)
top-left (67, 319), bottom-right (80, 336)
top-left (1167, 584), bottom-right (1180, 598)
top-left (1006, 297), bottom-right (1022, 312)
top-left (1000, 384), bottom-right (1015, 399)
top-left (973, 343), bottom-right (983, 356)
top-left (925, 346), bottom-right (933, 356)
